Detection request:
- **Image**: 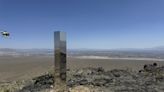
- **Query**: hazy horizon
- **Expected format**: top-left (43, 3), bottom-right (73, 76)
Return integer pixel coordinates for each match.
top-left (1, 46), bottom-right (164, 50)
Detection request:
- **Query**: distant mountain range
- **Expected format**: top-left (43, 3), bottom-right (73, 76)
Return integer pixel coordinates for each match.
top-left (0, 48), bottom-right (53, 56)
top-left (0, 47), bottom-right (164, 59)
top-left (151, 46), bottom-right (164, 50)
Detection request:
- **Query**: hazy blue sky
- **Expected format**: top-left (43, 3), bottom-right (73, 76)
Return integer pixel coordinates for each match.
top-left (0, 0), bottom-right (164, 49)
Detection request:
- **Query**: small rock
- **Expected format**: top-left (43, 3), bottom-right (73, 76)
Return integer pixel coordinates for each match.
top-left (69, 86), bottom-right (91, 92)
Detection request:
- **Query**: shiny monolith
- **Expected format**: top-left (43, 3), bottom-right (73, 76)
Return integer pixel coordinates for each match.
top-left (54, 31), bottom-right (67, 92)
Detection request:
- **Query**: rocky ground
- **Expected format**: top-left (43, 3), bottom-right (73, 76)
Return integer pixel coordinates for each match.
top-left (0, 63), bottom-right (164, 92)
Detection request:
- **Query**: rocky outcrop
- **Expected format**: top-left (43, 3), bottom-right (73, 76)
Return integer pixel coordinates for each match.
top-left (0, 63), bottom-right (164, 92)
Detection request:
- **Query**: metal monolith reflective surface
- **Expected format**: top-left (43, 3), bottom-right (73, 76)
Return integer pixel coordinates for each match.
top-left (54, 31), bottom-right (67, 92)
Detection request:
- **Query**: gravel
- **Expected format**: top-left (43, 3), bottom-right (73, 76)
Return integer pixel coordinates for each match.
top-left (0, 63), bottom-right (164, 92)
